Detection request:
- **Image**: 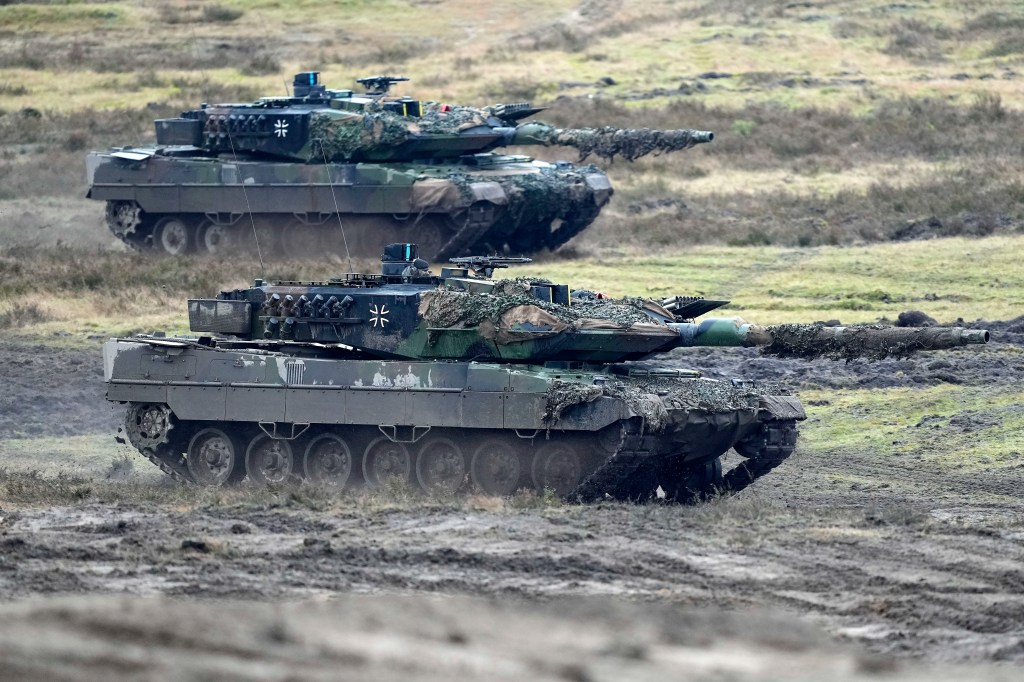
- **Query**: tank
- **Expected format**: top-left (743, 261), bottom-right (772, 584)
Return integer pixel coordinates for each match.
top-left (103, 244), bottom-right (989, 502)
top-left (86, 72), bottom-right (713, 260)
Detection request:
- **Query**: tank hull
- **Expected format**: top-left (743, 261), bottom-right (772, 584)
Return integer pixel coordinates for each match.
top-left (86, 151), bottom-right (612, 260)
top-left (105, 338), bottom-right (804, 500)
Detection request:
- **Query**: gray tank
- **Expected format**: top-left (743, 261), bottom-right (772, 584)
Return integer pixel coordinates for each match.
top-left (86, 72), bottom-right (712, 260)
top-left (104, 244), bottom-right (989, 501)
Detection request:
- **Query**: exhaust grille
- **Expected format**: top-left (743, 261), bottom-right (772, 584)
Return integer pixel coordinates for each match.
top-left (285, 360), bottom-right (305, 385)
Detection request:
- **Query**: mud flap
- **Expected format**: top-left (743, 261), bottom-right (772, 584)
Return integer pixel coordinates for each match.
top-left (759, 395), bottom-right (806, 421)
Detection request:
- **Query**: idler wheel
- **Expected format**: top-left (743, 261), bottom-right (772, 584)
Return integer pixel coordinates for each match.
top-left (415, 437), bottom-right (466, 493)
top-left (470, 439), bottom-right (522, 496)
top-left (303, 433), bottom-right (354, 488)
top-left (125, 403), bottom-right (173, 451)
top-left (362, 437), bottom-right (411, 487)
top-left (531, 441), bottom-right (582, 497)
top-left (153, 217), bottom-right (195, 256)
top-left (245, 434), bottom-right (296, 485)
top-left (734, 420), bottom-right (799, 462)
top-left (187, 427), bottom-right (244, 486)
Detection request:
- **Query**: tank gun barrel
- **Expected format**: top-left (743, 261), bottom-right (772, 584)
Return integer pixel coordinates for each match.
top-left (667, 319), bottom-right (989, 360)
top-left (507, 122), bottom-right (714, 161)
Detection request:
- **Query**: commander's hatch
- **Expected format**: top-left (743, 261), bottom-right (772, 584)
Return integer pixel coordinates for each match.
top-left (661, 296), bottom-right (730, 320)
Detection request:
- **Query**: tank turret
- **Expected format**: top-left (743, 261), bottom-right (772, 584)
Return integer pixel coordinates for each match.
top-left (188, 244), bottom-right (987, 364)
top-left (104, 244), bottom-right (988, 501)
top-left (154, 72), bottom-right (712, 163)
top-left (87, 72), bottom-right (711, 258)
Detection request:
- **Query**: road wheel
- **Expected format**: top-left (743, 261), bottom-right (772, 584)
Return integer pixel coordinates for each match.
top-left (470, 438), bottom-right (523, 496)
top-left (531, 440), bottom-right (582, 497)
top-left (198, 219), bottom-right (235, 255)
top-left (362, 437), bottom-right (411, 487)
top-left (281, 220), bottom-right (327, 260)
top-left (245, 433), bottom-right (296, 485)
top-left (186, 427), bottom-right (244, 486)
top-left (153, 216), bottom-right (195, 256)
top-left (415, 437), bottom-right (465, 493)
top-left (303, 432), bottom-right (354, 488)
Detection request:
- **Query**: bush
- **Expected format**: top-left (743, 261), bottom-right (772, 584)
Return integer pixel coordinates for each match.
top-left (202, 4), bottom-right (244, 23)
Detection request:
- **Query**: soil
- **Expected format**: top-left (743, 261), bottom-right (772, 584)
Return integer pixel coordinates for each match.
top-left (0, 318), bottom-right (1022, 677)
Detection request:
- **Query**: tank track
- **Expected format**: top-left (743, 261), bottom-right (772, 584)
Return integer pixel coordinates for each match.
top-left (143, 440), bottom-right (195, 485)
top-left (122, 403), bottom-right (196, 484)
top-left (119, 403), bottom-right (797, 502)
top-left (720, 419), bottom-right (799, 497)
top-left (437, 208), bottom-right (499, 261)
top-left (572, 422), bottom-right (649, 502)
top-left (572, 418), bottom-right (798, 503)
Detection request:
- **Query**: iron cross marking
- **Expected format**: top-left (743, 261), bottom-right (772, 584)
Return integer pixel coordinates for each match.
top-left (370, 304), bottom-right (389, 328)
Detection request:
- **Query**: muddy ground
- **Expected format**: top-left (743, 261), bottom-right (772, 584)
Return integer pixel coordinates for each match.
top-left (0, 319), bottom-right (1022, 678)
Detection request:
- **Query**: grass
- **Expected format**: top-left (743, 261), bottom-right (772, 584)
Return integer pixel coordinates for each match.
top-left (0, 234), bottom-right (1019, 337)
top-left (519, 235), bottom-right (1024, 323)
top-left (0, 435), bottom-right (148, 479)
top-left (801, 384), bottom-right (1024, 474)
top-left (2, 2), bottom-right (1024, 255)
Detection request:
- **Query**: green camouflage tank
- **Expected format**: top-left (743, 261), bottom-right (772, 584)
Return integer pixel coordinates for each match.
top-left (86, 73), bottom-right (712, 260)
top-left (103, 244), bottom-right (989, 502)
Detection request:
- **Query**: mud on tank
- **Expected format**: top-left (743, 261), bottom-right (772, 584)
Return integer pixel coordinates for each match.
top-left (104, 244), bottom-right (988, 502)
top-left (86, 72), bottom-right (712, 261)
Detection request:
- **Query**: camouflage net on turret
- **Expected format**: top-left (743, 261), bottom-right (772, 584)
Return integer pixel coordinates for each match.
top-left (419, 280), bottom-right (660, 333)
top-left (530, 126), bottom-right (709, 162)
top-left (308, 112), bottom-right (409, 161)
top-left (308, 104), bottom-right (492, 161)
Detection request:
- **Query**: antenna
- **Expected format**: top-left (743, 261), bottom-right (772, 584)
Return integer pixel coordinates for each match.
top-left (223, 129), bottom-right (266, 278)
top-left (319, 140), bottom-right (353, 271)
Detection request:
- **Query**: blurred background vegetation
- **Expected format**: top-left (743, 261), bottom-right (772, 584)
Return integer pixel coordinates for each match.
top-left (0, 0), bottom-right (1022, 329)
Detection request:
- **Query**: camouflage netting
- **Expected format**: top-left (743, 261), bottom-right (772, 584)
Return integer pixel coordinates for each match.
top-left (309, 112), bottom-right (411, 161)
top-left (761, 324), bottom-right (978, 361)
top-left (544, 380), bottom-right (603, 425)
top-left (308, 104), bottom-right (491, 162)
top-left (531, 126), bottom-right (709, 162)
top-left (419, 281), bottom-right (662, 335)
top-left (444, 163), bottom-right (605, 225)
top-left (544, 375), bottom-right (784, 431)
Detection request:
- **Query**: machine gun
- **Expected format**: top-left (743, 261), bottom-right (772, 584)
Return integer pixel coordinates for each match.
top-left (355, 75), bottom-right (410, 94)
top-left (448, 255), bottom-right (533, 278)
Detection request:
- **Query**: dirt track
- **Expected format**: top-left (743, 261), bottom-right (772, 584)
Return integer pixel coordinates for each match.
top-left (2, 595), bottom-right (1019, 682)
top-left (0, 321), bottom-right (1022, 675)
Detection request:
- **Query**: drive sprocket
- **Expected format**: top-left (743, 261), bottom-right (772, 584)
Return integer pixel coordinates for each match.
top-left (105, 201), bottom-right (143, 240)
top-left (124, 402), bottom-right (174, 451)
